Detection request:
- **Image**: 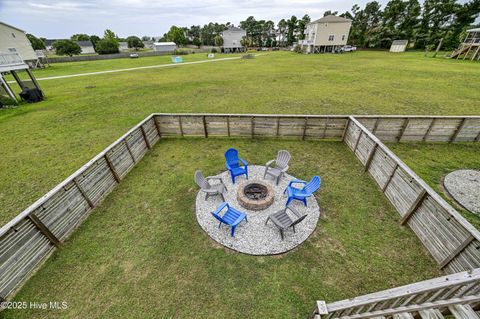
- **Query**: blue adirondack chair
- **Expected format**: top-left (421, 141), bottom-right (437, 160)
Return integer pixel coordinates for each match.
top-left (211, 202), bottom-right (248, 237)
top-left (224, 148), bottom-right (248, 184)
top-left (284, 176), bottom-right (321, 206)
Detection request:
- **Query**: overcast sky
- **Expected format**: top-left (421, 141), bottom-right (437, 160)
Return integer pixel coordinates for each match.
top-left (0, 0), bottom-right (476, 38)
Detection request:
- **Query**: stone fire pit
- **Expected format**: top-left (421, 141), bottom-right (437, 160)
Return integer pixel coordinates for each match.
top-left (237, 180), bottom-right (274, 211)
top-left (195, 165), bottom-right (321, 255)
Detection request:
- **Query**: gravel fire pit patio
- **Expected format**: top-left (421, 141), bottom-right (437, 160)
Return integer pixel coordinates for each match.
top-left (443, 169), bottom-right (480, 215)
top-left (195, 165), bottom-right (320, 255)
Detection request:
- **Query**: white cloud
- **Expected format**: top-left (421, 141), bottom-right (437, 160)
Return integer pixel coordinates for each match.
top-left (0, 0), bottom-right (475, 38)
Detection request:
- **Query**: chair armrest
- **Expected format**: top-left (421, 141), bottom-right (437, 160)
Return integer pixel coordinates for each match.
top-left (265, 159), bottom-right (275, 168)
top-left (240, 158), bottom-right (248, 167)
top-left (226, 162), bottom-right (232, 170)
top-left (212, 202), bottom-right (228, 215)
top-left (281, 165), bottom-right (289, 173)
top-left (203, 189), bottom-right (221, 194)
top-left (287, 179), bottom-right (307, 188)
top-left (207, 176), bottom-right (227, 190)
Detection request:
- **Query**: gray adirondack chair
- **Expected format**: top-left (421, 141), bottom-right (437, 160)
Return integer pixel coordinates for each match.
top-left (265, 205), bottom-right (307, 240)
top-left (263, 150), bottom-right (291, 185)
top-left (195, 170), bottom-right (228, 201)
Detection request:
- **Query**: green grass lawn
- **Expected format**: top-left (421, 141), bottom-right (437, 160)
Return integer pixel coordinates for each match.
top-left (1, 51), bottom-right (479, 226)
top-left (388, 142), bottom-right (480, 230)
top-left (2, 138), bottom-right (441, 319)
top-left (12, 52), bottom-right (244, 79)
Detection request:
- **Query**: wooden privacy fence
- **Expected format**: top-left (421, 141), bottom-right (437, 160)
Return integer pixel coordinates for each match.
top-left (354, 115), bottom-right (480, 143)
top-left (0, 115), bottom-right (160, 301)
top-left (0, 112), bottom-right (479, 303)
top-left (154, 113), bottom-right (350, 139)
top-left (309, 268), bottom-right (480, 319)
top-left (344, 116), bottom-right (480, 273)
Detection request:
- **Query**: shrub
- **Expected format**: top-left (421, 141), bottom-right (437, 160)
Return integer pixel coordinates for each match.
top-left (95, 39), bottom-right (119, 54)
top-left (210, 48), bottom-right (217, 53)
top-left (293, 45), bottom-right (305, 54)
top-left (173, 49), bottom-right (188, 55)
top-left (52, 40), bottom-right (81, 56)
top-left (126, 36), bottom-right (144, 50)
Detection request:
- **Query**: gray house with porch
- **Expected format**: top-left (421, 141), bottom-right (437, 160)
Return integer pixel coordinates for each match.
top-left (220, 27), bottom-right (246, 53)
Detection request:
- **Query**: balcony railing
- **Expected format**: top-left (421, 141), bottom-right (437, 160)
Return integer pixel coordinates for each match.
top-left (298, 40), bottom-right (314, 45)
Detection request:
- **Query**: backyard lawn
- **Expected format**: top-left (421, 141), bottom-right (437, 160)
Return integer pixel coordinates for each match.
top-left (388, 142), bottom-right (480, 230)
top-left (1, 51), bottom-right (479, 226)
top-left (1, 138), bottom-right (441, 318)
top-left (0, 50), bottom-right (478, 318)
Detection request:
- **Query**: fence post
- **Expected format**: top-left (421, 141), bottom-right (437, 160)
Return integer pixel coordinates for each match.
top-left (203, 116), bottom-right (208, 138)
top-left (342, 118), bottom-right (350, 141)
top-left (153, 115), bottom-right (162, 138)
top-left (27, 213), bottom-right (62, 248)
top-left (382, 163), bottom-right (399, 192)
top-left (73, 179), bottom-right (94, 208)
top-left (302, 117), bottom-right (308, 140)
top-left (364, 143), bottom-right (378, 172)
top-left (400, 190), bottom-right (427, 225)
top-left (140, 126), bottom-right (151, 149)
top-left (397, 118), bottom-right (409, 142)
top-left (124, 139), bottom-right (136, 163)
top-left (226, 116), bottom-right (231, 137)
top-left (450, 118), bottom-right (466, 143)
top-left (104, 154), bottom-right (121, 183)
top-left (423, 118), bottom-right (436, 141)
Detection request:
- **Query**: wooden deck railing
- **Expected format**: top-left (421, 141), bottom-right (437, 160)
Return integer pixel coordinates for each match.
top-left (0, 113), bottom-right (479, 303)
top-left (308, 268), bottom-right (480, 319)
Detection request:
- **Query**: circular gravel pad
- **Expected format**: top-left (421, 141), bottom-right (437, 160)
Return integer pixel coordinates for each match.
top-left (195, 165), bottom-right (320, 255)
top-left (444, 169), bottom-right (480, 214)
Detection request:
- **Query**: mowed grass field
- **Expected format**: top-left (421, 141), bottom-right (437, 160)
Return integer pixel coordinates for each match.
top-left (2, 138), bottom-right (441, 318)
top-left (1, 51), bottom-right (479, 225)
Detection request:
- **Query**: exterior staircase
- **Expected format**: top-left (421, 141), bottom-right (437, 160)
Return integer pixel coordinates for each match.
top-left (450, 44), bottom-right (480, 60)
top-left (308, 268), bottom-right (480, 319)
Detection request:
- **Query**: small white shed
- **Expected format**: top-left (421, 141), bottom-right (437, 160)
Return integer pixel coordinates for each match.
top-left (390, 40), bottom-right (408, 53)
top-left (153, 42), bottom-right (176, 52)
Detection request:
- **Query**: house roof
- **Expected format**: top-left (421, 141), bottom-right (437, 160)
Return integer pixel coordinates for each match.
top-left (309, 15), bottom-right (352, 24)
top-left (45, 39), bottom-right (93, 47)
top-left (44, 39), bottom-right (61, 46)
top-left (154, 42), bottom-right (176, 46)
top-left (392, 40), bottom-right (408, 45)
top-left (0, 21), bottom-right (26, 33)
top-left (76, 41), bottom-right (93, 47)
top-left (467, 27), bottom-right (480, 32)
top-left (224, 26), bottom-right (245, 32)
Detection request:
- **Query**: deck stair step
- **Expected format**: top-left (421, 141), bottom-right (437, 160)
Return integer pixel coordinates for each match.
top-left (448, 304), bottom-right (480, 319)
top-left (418, 309), bottom-right (445, 319)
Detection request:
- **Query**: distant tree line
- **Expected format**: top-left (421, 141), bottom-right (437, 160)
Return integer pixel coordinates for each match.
top-left (27, 0), bottom-right (478, 56)
top-left (26, 29), bottom-right (147, 56)
top-left (340, 0), bottom-right (479, 49)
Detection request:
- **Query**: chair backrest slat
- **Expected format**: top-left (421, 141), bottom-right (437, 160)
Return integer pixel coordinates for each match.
top-left (276, 150), bottom-right (291, 170)
top-left (195, 170), bottom-right (211, 190)
top-left (225, 148), bottom-right (239, 168)
top-left (304, 176), bottom-right (321, 194)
